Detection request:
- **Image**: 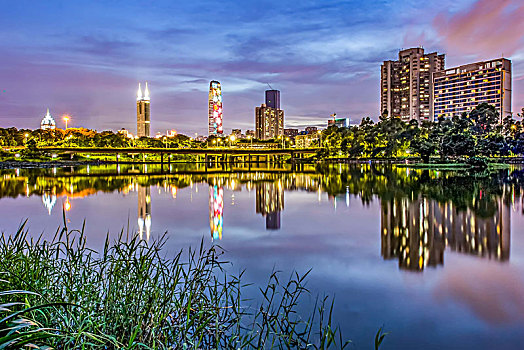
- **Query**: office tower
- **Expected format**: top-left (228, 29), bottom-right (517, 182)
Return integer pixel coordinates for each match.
top-left (256, 181), bottom-right (284, 230)
top-left (136, 82), bottom-right (151, 137)
top-left (433, 58), bottom-right (512, 121)
top-left (208, 81), bottom-right (223, 135)
top-left (265, 90), bottom-right (280, 109)
top-left (40, 108), bottom-right (56, 130)
top-left (381, 48), bottom-right (445, 122)
top-left (138, 186), bottom-right (151, 240)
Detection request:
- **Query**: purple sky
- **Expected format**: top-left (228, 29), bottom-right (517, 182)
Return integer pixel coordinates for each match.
top-left (0, 0), bottom-right (523, 135)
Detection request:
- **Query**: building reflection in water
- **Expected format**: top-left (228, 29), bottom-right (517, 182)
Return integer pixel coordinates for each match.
top-left (256, 181), bottom-right (284, 230)
top-left (138, 186), bottom-right (151, 240)
top-left (42, 192), bottom-right (57, 215)
top-left (209, 186), bottom-right (224, 240)
top-left (381, 195), bottom-right (510, 271)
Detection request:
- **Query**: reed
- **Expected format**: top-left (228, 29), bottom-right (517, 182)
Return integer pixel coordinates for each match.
top-left (0, 220), bottom-right (383, 349)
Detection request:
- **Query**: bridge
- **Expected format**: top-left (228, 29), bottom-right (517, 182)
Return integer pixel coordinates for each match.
top-left (40, 146), bottom-right (320, 164)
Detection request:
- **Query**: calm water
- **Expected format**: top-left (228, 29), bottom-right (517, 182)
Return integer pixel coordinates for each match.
top-left (1, 163), bottom-right (524, 349)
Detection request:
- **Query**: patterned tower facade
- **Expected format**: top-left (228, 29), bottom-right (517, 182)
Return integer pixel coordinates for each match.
top-left (208, 81), bottom-right (223, 135)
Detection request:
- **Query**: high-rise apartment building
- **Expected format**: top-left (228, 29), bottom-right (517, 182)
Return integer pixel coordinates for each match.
top-left (255, 104), bottom-right (284, 140)
top-left (255, 89), bottom-right (284, 140)
top-left (136, 82), bottom-right (151, 137)
top-left (208, 81), bottom-right (223, 135)
top-left (381, 48), bottom-right (445, 122)
top-left (433, 58), bottom-right (512, 120)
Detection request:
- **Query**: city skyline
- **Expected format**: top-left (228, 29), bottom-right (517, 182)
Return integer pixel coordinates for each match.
top-left (0, 0), bottom-right (523, 135)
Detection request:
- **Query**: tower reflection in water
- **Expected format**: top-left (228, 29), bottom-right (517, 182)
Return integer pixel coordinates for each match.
top-left (138, 186), bottom-right (151, 240)
top-left (255, 181), bottom-right (284, 230)
top-left (381, 195), bottom-right (510, 271)
top-left (209, 186), bottom-right (224, 240)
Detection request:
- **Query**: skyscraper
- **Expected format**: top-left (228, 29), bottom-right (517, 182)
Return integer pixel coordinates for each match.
top-left (255, 89), bottom-right (284, 140)
top-left (265, 90), bottom-right (280, 109)
top-left (433, 58), bottom-right (512, 120)
top-left (208, 81), bottom-right (223, 135)
top-left (381, 48), bottom-right (445, 122)
top-left (136, 82), bottom-right (151, 137)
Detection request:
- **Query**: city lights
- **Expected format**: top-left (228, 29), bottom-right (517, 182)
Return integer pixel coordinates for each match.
top-left (208, 81), bottom-right (223, 135)
top-left (63, 115), bottom-right (70, 129)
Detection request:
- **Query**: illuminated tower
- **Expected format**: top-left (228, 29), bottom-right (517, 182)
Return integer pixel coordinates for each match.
top-left (137, 82), bottom-right (151, 137)
top-left (208, 81), bottom-right (223, 135)
top-left (138, 186), bottom-right (151, 240)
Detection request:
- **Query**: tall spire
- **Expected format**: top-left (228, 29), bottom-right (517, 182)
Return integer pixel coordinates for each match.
top-left (46, 108), bottom-right (50, 116)
top-left (137, 83), bottom-right (143, 101)
top-left (144, 82), bottom-right (150, 100)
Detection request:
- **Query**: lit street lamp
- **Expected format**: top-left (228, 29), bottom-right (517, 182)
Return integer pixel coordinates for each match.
top-left (63, 115), bottom-right (70, 130)
top-left (317, 130), bottom-right (322, 148)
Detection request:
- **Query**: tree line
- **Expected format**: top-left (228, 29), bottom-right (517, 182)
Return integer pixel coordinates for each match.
top-left (318, 103), bottom-right (524, 162)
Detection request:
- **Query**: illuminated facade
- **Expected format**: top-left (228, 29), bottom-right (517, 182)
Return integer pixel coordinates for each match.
top-left (40, 108), bottom-right (56, 130)
top-left (208, 81), bottom-right (223, 135)
top-left (138, 186), bottom-right (151, 240)
top-left (256, 181), bottom-right (284, 230)
top-left (381, 48), bottom-right (445, 122)
top-left (209, 186), bottom-right (224, 240)
top-left (255, 104), bottom-right (284, 140)
top-left (433, 58), bottom-right (512, 120)
top-left (381, 195), bottom-right (510, 271)
top-left (136, 82), bottom-right (151, 137)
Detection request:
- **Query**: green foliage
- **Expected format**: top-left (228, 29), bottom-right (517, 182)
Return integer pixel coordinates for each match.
top-left (0, 222), bottom-right (359, 349)
top-left (316, 103), bottom-right (522, 161)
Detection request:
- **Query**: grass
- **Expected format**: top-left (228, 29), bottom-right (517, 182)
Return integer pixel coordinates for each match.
top-left (0, 218), bottom-right (377, 349)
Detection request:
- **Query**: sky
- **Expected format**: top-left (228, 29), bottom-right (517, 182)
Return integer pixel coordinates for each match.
top-left (0, 0), bottom-right (523, 135)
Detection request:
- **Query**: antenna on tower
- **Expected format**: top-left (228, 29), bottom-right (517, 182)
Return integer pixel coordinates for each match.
top-left (266, 83), bottom-right (274, 90)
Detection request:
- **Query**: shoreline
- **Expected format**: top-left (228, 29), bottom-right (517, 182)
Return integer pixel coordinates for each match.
top-left (0, 157), bottom-right (522, 170)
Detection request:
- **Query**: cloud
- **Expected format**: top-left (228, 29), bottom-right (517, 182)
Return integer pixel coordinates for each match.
top-left (435, 262), bottom-right (524, 325)
top-left (433, 0), bottom-right (524, 57)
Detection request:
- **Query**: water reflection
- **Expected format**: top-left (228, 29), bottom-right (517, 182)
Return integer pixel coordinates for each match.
top-left (381, 196), bottom-right (510, 271)
top-left (255, 181), bottom-right (284, 230)
top-left (1, 163), bottom-right (522, 272)
top-left (42, 192), bottom-right (57, 215)
top-left (209, 186), bottom-right (224, 240)
top-left (138, 186), bottom-right (151, 240)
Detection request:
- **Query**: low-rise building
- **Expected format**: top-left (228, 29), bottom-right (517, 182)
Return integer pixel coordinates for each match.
top-left (284, 128), bottom-right (298, 138)
top-left (305, 126), bottom-right (318, 134)
top-left (295, 133), bottom-right (318, 148)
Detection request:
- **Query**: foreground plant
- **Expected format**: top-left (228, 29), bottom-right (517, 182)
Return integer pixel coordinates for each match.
top-left (0, 222), bottom-right (385, 349)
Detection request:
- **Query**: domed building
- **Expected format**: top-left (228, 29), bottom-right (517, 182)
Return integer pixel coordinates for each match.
top-left (40, 108), bottom-right (56, 130)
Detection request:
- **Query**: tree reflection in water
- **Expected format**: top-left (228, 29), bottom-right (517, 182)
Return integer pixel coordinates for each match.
top-left (0, 163), bottom-right (521, 271)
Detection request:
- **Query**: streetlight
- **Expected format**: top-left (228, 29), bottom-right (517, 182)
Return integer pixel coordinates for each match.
top-left (317, 130), bottom-right (322, 148)
top-left (24, 133), bottom-right (29, 144)
top-left (229, 135), bottom-right (236, 147)
top-left (163, 136), bottom-right (167, 148)
top-left (247, 135), bottom-right (253, 148)
top-left (63, 115), bottom-right (70, 130)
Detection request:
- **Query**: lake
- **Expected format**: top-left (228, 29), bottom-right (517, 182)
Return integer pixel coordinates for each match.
top-left (1, 162), bottom-right (523, 349)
